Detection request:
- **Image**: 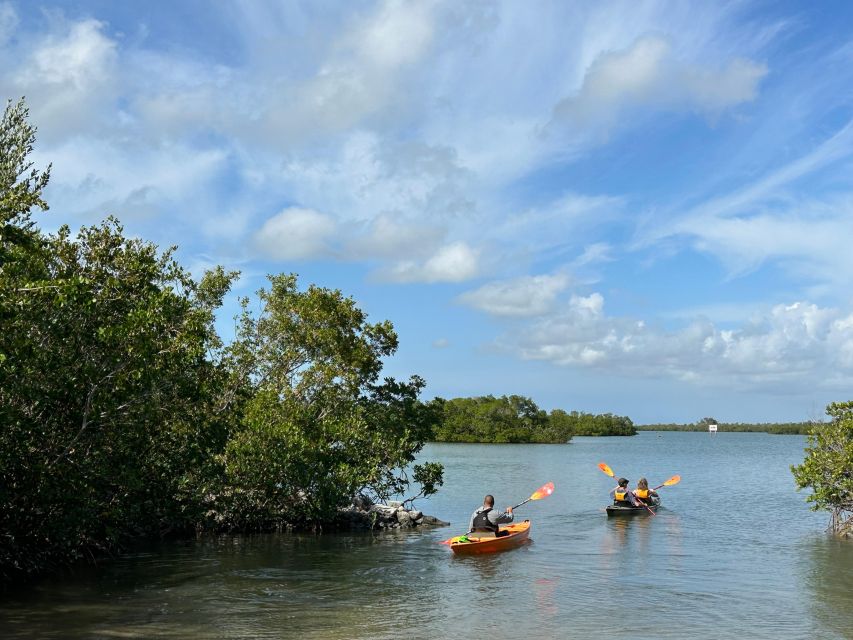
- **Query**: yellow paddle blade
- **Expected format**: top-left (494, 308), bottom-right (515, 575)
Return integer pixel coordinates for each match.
top-left (529, 481), bottom-right (555, 501)
top-left (662, 475), bottom-right (681, 486)
top-left (598, 462), bottom-right (615, 477)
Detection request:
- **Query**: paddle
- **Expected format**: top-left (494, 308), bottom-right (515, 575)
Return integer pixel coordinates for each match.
top-left (440, 481), bottom-right (555, 544)
top-left (512, 481), bottom-right (555, 510)
top-left (598, 461), bottom-right (656, 516)
top-left (653, 475), bottom-right (681, 491)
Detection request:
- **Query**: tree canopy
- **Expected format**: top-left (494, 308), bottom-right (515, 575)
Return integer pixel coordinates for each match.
top-left (430, 395), bottom-right (560, 443)
top-left (431, 395), bottom-right (637, 444)
top-left (220, 274), bottom-right (442, 529)
top-left (792, 402), bottom-right (853, 537)
top-left (0, 97), bottom-right (442, 582)
top-left (428, 396), bottom-right (635, 443)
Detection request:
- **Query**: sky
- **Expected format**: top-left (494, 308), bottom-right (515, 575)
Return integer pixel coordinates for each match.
top-left (4, 0), bottom-right (853, 423)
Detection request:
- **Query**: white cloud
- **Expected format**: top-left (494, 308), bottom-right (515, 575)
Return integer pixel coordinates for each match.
top-left (38, 137), bottom-right (228, 226)
top-left (493, 194), bottom-right (625, 267)
top-left (258, 0), bottom-right (437, 140)
top-left (572, 242), bottom-right (613, 268)
top-left (254, 207), bottom-right (337, 260)
top-left (641, 120), bottom-right (853, 284)
top-left (8, 17), bottom-right (118, 140)
top-left (278, 132), bottom-right (475, 226)
top-left (27, 19), bottom-right (116, 87)
top-left (0, 2), bottom-right (17, 45)
top-left (551, 35), bottom-right (766, 131)
top-left (383, 242), bottom-right (480, 283)
top-left (458, 272), bottom-right (571, 317)
top-left (433, 337), bottom-right (450, 348)
top-left (0, 2), bottom-right (783, 297)
top-left (344, 214), bottom-right (446, 261)
top-left (511, 293), bottom-right (853, 390)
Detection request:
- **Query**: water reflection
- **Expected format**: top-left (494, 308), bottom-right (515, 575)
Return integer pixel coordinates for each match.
top-left (533, 578), bottom-right (558, 618)
top-left (801, 535), bottom-right (853, 640)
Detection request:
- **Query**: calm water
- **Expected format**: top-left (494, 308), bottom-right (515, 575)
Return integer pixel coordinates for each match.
top-left (2, 432), bottom-right (852, 639)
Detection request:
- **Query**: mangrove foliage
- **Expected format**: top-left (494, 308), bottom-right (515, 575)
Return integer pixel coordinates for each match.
top-left (429, 395), bottom-right (635, 442)
top-left (0, 98), bottom-right (442, 583)
top-left (792, 402), bottom-right (853, 537)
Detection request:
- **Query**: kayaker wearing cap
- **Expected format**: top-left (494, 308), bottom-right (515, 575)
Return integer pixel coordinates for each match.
top-left (610, 477), bottom-right (637, 506)
top-left (468, 495), bottom-right (514, 537)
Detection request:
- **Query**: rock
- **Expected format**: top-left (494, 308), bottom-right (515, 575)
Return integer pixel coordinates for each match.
top-left (368, 504), bottom-right (398, 518)
top-left (340, 501), bottom-right (446, 531)
top-left (352, 494), bottom-right (373, 510)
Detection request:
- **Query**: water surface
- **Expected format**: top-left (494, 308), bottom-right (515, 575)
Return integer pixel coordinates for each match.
top-left (2, 432), bottom-right (851, 639)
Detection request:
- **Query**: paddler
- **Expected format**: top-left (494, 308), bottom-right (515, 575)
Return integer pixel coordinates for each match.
top-left (468, 495), bottom-right (514, 537)
top-left (610, 477), bottom-right (637, 506)
top-left (633, 478), bottom-right (659, 504)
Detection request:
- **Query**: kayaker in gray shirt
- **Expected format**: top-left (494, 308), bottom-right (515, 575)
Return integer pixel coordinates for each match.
top-left (610, 477), bottom-right (637, 506)
top-left (468, 495), bottom-right (514, 536)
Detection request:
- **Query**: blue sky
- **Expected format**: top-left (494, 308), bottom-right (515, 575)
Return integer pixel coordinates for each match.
top-left (4, 0), bottom-right (853, 423)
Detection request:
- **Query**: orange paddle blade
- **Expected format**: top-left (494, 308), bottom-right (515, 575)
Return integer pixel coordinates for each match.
top-left (598, 462), bottom-right (615, 477)
top-left (529, 481), bottom-right (555, 501)
top-left (662, 475), bottom-right (681, 486)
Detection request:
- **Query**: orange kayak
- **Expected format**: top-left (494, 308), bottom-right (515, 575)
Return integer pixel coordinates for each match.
top-left (448, 520), bottom-right (531, 555)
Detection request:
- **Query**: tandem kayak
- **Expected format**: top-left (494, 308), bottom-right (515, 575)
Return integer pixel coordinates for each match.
top-left (606, 499), bottom-right (661, 516)
top-left (448, 520), bottom-right (531, 555)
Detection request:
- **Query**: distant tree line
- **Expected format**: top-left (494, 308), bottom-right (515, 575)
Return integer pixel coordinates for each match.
top-left (428, 395), bottom-right (636, 442)
top-left (636, 420), bottom-right (811, 435)
top-left (0, 99), bottom-right (442, 583)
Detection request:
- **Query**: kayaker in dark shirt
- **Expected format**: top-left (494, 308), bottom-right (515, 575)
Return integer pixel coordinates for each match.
top-left (633, 478), bottom-right (659, 504)
top-left (610, 477), bottom-right (637, 506)
top-left (468, 495), bottom-right (514, 537)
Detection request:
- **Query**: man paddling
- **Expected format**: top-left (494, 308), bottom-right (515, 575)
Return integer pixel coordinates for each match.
top-left (468, 495), bottom-right (514, 537)
top-left (610, 477), bottom-right (637, 506)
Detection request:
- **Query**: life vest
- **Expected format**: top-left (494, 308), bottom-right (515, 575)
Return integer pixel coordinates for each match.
top-left (471, 507), bottom-right (497, 532)
top-left (635, 489), bottom-right (650, 499)
top-left (614, 489), bottom-right (630, 502)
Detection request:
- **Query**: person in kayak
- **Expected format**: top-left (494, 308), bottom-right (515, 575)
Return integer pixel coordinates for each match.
top-left (610, 477), bottom-right (637, 506)
top-left (468, 495), bottom-right (514, 537)
top-left (633, 478), bottom-right (659, 504)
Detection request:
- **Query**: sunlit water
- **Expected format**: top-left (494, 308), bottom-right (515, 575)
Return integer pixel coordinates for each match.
top-left (2, 432), bottom-right (851, 639)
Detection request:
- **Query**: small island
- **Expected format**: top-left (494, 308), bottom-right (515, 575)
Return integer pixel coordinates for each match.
top-left (428, 395), bottom-right (636, 443)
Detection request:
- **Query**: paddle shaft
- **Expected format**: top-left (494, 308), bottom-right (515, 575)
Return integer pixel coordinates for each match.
top-left (633, 496), bottom-right (656, 516)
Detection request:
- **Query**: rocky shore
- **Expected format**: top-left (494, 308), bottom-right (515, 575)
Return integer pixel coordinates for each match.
top-left (336, 496), bottom-right (449, 530)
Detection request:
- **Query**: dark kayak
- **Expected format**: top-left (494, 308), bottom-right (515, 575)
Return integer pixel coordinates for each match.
top-left (606, 498), bottom-right (661, 516)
